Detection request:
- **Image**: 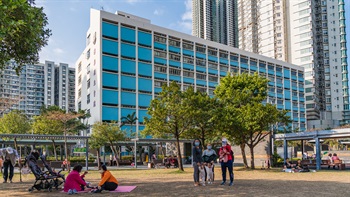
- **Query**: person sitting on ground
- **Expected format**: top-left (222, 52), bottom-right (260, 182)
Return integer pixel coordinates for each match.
top-left (283, 158), bottom-right (293, 172)
top-left (64, 165), bottom-right (88, 193)
top-left (92, 165), bottom-right (118, 193)
top-left (293, 159), bottom-right (305, 172)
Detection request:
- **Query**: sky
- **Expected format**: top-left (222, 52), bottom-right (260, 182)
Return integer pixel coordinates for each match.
top-left (35, 0), bottom-right (350, 68)
top-left (36, 0), bottom-right (192, 67)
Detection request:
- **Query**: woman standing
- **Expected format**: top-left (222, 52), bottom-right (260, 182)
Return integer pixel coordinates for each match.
top-left (192, 139), bottom-right (202, 186)
top-left (219, 138), bottom-right (233, 186)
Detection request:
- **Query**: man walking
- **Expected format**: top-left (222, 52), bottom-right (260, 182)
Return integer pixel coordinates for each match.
top-left (0, 147), bottom-right (19, 183)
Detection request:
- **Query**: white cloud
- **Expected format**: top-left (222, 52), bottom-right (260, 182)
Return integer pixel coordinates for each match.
top-left (53, 48), bottom-right (64, 54)
top-left (153, 9), bottom-right (164, 16)
top-left (126, 0), bottom-right (140, 5)
top-left (175, 0), bottom-right (192, 33)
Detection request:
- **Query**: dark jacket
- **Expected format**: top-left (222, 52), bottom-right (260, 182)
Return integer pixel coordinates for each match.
top-left (192, 141), bottom-right (203, 163)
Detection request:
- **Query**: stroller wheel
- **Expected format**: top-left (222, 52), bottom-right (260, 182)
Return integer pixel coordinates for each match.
top-left (28, 188), bottom-right (33, 192)
top-left (48, 187), bottom-right (52, 192)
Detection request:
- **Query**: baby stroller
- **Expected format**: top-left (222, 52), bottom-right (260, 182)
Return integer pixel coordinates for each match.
top-left (25, 152), bottom-right (65, 192)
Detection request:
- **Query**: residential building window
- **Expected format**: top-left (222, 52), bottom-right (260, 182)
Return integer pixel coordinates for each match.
top-left (86, 49), bottom-right (90, 59)
top-left (87, 79), bottom-right (90, 89)
top-left (87, 94), bottom-right (90, 104)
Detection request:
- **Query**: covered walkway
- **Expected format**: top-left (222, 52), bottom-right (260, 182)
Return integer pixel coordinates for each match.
top-left (274, 128), bottom-right (350, 170)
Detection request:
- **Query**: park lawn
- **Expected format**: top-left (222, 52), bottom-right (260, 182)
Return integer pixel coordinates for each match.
top-left (0, 167), bottom-right (349, 197)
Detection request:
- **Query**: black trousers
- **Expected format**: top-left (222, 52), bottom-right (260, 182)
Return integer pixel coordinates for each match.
top-left (101, 182), bottom-right (118, 191)
top-left (3, 160), bottom-right (14, 182)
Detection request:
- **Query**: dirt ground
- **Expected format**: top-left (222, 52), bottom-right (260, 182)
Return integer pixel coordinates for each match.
top-left (0, 167), bottom-right (349, 197)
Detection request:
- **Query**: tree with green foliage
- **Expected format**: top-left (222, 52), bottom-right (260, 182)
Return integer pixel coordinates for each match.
top-left (214, 73), bottom-right (269, 168)
top-left (241, 103), bottom-right (290, 168)
top-left (0, 110), bottom-right (31, 150)
top-left (32, 115), bottom-right (63, 161)
top-left (143, 81), bottom-right (192, 171)
top-left (0, 0), bottom-right (51, 73)
top-left (92, 122), bottom-right (126, 167)
top-left (183, 87), bottom-right (218, 149)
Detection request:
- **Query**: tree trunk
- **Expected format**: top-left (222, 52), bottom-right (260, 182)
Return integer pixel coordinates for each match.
top-left (109, 143), bottom-right (119, 167)
top-left (64, 129), bottom-right (68, 160)
top-left (97, 149), bottom-right (101, 170)
top-left (175, 135), bottom-right (184, 171)
top-left (240, 143), bottom-right (249, 168)
top-left (249, 145), bottom-right (255, 169)
top-left (52, 139), bottom-right (58, 161)
top-left (14, 137), bottom-right (18, 151)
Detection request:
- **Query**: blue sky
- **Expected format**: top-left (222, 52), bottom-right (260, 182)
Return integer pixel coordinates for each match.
top-left (36, 0), bottom-right (192, 66)
top-left (36, 0), bottom-right (350, 68)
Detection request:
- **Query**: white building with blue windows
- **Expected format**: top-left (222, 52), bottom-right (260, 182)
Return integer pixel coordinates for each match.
top-left (76, 9), bottom-right (307, 136)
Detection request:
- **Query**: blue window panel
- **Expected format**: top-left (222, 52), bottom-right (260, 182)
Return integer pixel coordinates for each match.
top-left (121, 108), bottom-right (136, 119)
top-left (299, 88), bottom-right (304, 92)
top-left (208, 56), bottom-right (217, 62)
top-left (138, 110), bottom-right (150, 122)
top-left (268, 70), bottom-right (275, 75)
top-left (276, 83), bottom-right (283, 88)
top-left (292, 76), bottom-right (297, 80)
top-left (121, 27), bottom-right (135, 43)
top-left (220, 71), bottom-right (227, 76)
top-left (268, 82), bottom-right (275, 86)
top-left (300, 108), bottom-right (305, 112)
top-left (154, 42), bottom-right (166, 50)
top-left (102, 72), bottom-right (118, 88)
top-left (268, 92), bottom-right (276, 97)
top-left (138, 31), bottom-right (151, 46)
top-left (102, 106), bottom-right (119, 121)
top-left (196, 52), bottom-right (206, 59)
top-left (121, 92), bottom-right (136, 105)
top-left (183, 63), bottom-right (194, 70)
top-left (196, 66), bottom-right (206, 73)
top-left (121, 43), bottom-right (135, 58)
top-left (220, 58), bottom-right (228, 64)
top-left (259, 68), bottom-right (266, 73)
top-left (102, 22), bottom-right (118, 39)
top-left (169, 75), bottom-right (181, 81)
top-left (121, 59), bottom-right (136, 74)
top-left (183, 49), bottom-right (194, 56)
top-left (250, 66), bottom-right (257, 71)
top-left (277, 93), bottom-right (283, 98)
top-left (292, 86), bottom-right (298, 91)
top-left (277, 105), bottom-right (284, 109)
top-left (230, 61), bottom-right (239, 67)
top-left (183, 77), bottom-right (194, 84)
top-left (300, 97), bottom-right (305, 102)
top-left (293, 118), bottom-right (299, 122)
top-left (169, 46), bottom-right (180, 53)
top-left (208, 68), bottom-right (218, 75)
top-left (284, 69), bottom-right (290, 78)
top-left (154, 57), bottom-right (167, 65)
top-left (298, 78), bottom-right (304, 82)
top-left (196, 80), bottom-right (206, 86)
top-left (284, 90), bottom-right (291, 99)
top-left (292, 96), bottom-right (298, 101)
top-left (138, 78), bottom-right (152, 92)
top-left (154, 72), bottom-right (167, 80)
top-left (240, 63), bottom-right (248, 69)
top-left (285, 101), bottom-right (291, 110)
top-left (121, 76), bottom-right (136, 90)
top-left (300, 118), bottom-right (306, 122)
top-left (102, 39), bottom-right (118, 55)
top-left (154, 87), bottom-right (162, 93)
top-left (169, 60), bottom-right (181, 67)
top-left (287, 112), bottom-right (292, 117)
top-left (138, 47), bottom-right (152, 62)
top-left (293, 107), bottom-right (299, 111)
top-left (102, 55), bottom-right (118, 72)
top-left (102, 89), bottom-right (118, 105)
top-left (284, 80), bottom-right (291, 89)
top-left (138, 62), bottom-right (152, 77)
top-left (139, 94), bottom-right (152, 107)
top-left (121, 125), bottom-right (137, 136)
top-left (276, 71), bottom-right (283, 77)
top-left (209, 82), bottom-right (217, 87)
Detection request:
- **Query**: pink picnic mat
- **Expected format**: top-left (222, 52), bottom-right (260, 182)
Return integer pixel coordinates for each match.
top-left (61, 186), bottom-right (137, 193)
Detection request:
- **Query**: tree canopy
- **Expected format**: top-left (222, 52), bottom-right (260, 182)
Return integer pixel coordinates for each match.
top-left (0, 0), bottom-right (51, 73)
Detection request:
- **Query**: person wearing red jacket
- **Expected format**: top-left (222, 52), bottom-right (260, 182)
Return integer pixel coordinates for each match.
top-left (218, 138), bottom-right (233, 186)
top-left (64, 165), bottom-right (87, 193)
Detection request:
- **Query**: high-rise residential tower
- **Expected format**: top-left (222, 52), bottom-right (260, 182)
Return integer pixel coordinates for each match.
top-left (238, 0), bottom-right (349, 129)
top-left (0, 61), bottom-right (75, 117)
top-left (192, 0), bottom-right (238, 47)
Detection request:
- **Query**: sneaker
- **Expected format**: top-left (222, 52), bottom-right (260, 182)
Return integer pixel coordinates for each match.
top-left (220, 181), bottom-right (226, 185)
top-left (3, 180), bottom-right (7, 183)
top-left (68, 189), bottom-right (73, 195)
top-left (72, 189), bottom-right (78, 194)
top-left (92, 189), bottom-right (101, 193)
top-left (229, 182), bottom-right (233, 186)
top-left (9, 180), bottom-right (12, 183)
